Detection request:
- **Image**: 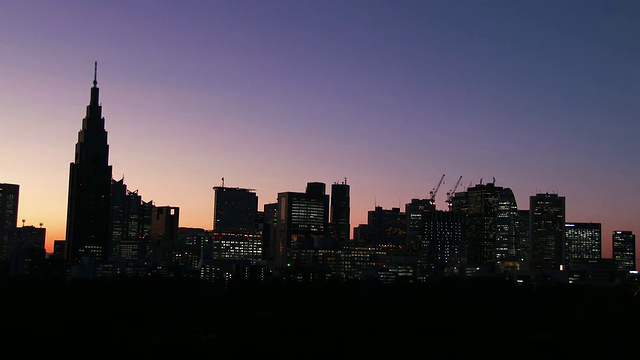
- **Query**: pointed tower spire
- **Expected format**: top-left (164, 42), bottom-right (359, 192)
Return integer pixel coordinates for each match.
top-left (93, 61), bottom-right (98, 87)
top-left (89, 61), bottom-right (100, 107)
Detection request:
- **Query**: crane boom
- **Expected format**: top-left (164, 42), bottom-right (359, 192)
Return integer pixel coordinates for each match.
top-left (446, 176), bottom-right (463, 211)
top-left (429, 174), bottom-right (445, 205)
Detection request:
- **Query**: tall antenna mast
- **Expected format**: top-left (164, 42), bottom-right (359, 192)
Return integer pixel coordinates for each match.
top-left (93, 61), bottom-right (98, 87)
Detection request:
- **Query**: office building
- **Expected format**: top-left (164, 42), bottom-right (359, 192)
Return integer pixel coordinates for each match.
top-left (274, 182), bottom-right (329, 269)
top-left (213, 185), bottom-right (258, 234)
top-left (516, 210), bottom-right (531, 268)
top-left (363, 206), bottom-right (407, 248)
top-left (451, 180), bottom-right (505, 273)
top-left (109, 178), bottom-right (153, 275)
top-left (530, 193), bottom-right (566, 271)
top-left (0, 183), bottom-right (19, 261)
top-left (148, 205), bottom-right (180, 272)
top-left (9, 224), bottom-right (46, 275)
top-left (405, 198), bottom-right (434, 251)
top-left (565, 222), bottom-right (601, 266)
top-left (211, 185), bottom-right (262, 280)
top-left (612, 230), bottom-right (636, 271)
top-left (330, 180), bottom-right (350, 241)
top-left (65, 62), bottom-right (113, 264)
top-left (495, 188), bottom-right (519, 270)
top-left (262, 202), bottom-right (278, 263)
top-left (420, 209), bottom-right (464, 276)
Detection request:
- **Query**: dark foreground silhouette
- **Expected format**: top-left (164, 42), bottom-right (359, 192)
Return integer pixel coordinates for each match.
top-left (4, 275), bottom-right (638, 358)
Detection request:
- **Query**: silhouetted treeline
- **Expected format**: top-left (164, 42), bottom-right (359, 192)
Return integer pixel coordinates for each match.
top-left (4, 275), bottom-right (638, 358)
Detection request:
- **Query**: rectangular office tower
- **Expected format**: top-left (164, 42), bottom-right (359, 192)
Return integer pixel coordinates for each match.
top-left (0, 183), bottom-right (19, 261)
top-left (330, 180), bottom-right (350, 241)
top-left (213, 186), bottom-right (258, 235)
top-left (211, 185), bottom-right (262, 267)
top-left (149, 206), bottom-right (180, 269)
top-left (65, 63), bottom-right (113, 263)
top-left (565, 222), bottom-right (601, 265)
top-left (612, 230), bottom-right (636, 271)
top-left (274, 182), bottom-right (329, 268)
top-left (530, 193), bottom-right (566, 271)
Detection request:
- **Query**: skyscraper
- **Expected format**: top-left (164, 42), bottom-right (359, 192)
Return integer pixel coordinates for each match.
top-left (274, 182), bottom-right (329, 268)
top-left (612, 230), bottom-right (636, 271)
top-left (495, 187), bottom-right (519, 270)
top-left (420, 209), bottom-right (463, 276)
top-left (211, 185), bottom-right (262, 270)
top-left (405, 198), bottom-right (434, 251)
top-left (365, 206), bottom-right (406, 247)
top-left (149, 205), bottom-right (179, 269)
top-left (565, 222), bottom-right (601, 264)
top-left (451, 181), bottom-right (504, 273)
top-left (330, 180), bottom-right (350, 241)
top-left (530, 193), bottom-right (566, 271)
top-left (213, 185), bottom-right (258, 234)
top-left (65, 62), bottom-right (113, 263)
top-left (0, 183), bottom-right (19, 262)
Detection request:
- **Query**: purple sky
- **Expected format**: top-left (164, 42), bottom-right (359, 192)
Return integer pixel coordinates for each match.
top-left (1, 0), bottom-right (639, 263)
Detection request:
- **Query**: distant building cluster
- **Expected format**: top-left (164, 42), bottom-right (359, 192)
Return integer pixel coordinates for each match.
top-left (1, 64), bottom-right (638, 287)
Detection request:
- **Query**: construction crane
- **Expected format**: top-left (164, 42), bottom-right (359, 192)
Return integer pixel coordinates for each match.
top-left (446, 176), bottom-right (463, 211)
top-left (429, 174), bottom-right (445, 206)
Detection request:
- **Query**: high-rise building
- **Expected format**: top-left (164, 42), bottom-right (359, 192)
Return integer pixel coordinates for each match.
top-left (0, 183), bottom-right (19, 261)
top-left (405, 198), bottom-right (434, 251)
top-left (211, 185), bottom-right (262, 277)
top-left (364, 206), bottom-right (407, 248)
top-left (262, 202), bottom-right (278, 263)
top-left (451, 180), bottom-right (504, 273)
top-left (516, 210), bottom-right (531, 268)
top-left (10, 225), bottom-right (46, 276)
top-left (213, 186), bottom-right (258, 234)
top-left (65, 62), bottom-right (113, 264)
top-left (109, 177), bottom-right (153, 269)
top-left (149, 205), bottom-right (180, 271)
top-left (612, 230), bottom-right (636, 271)
top-left (274, 182), bottom-right (329, 268)
top-left (565, 222), bottom-right (601, 265)
top-left (530, 193), bottom-right (566, 271)
top-left (330, 180), bottom-right (350, 241)
top-left (420, 209), bottom-right (463, 276)
top-left (495, 188), bottom-right (519, 270)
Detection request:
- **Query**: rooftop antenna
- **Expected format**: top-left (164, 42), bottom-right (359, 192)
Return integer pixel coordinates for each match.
top-left (93, 61), bottom-right (98, 87)
top-left (221, 177), bottom-right (225, 187)
top-left (22, 219), bottom-right (25, 227)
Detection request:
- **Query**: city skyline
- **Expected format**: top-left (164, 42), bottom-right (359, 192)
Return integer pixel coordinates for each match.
top-left (1, 1), bottom-right (639, 260)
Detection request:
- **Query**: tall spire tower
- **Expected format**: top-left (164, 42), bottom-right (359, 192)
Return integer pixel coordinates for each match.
top-left (65, 61), bottom-right (113, 265)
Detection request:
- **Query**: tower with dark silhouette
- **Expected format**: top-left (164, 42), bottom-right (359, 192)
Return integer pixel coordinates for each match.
top-left (0, 183), bottom-right (19, 262)
top-left (330, 179), bottom-right (350, 241)
top-left (64, 62), bottom-right (113, 265)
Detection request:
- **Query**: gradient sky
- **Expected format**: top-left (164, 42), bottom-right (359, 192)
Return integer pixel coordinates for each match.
top-left (1, 0), bottom-right (639, 264)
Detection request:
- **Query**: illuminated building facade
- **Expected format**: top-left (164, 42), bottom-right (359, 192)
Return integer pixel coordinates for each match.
top-left (211, 185), bottom-right (262, 281)
top-left (420, 209), bottom-right (464, 276)
top-left (274, 182), bottom-right (329, 268)
top-left (565, 222), bottom-right (601, 265)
